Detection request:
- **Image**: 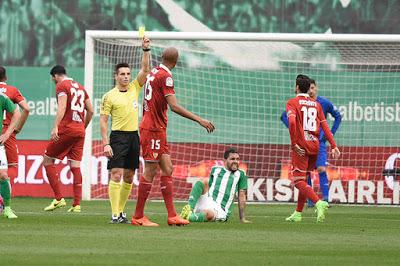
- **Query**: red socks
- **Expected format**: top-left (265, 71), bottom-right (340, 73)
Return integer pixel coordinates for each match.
top-left (160, 175), bottom-right (176, 217)
top-left (134, 176), bottom-right (152, 219)
top-left (296, 188), bottom-right (307, 212)
top-left (294, 179), bottom-right (319, 206)
top-left (70, 167), bottom-right (82, 207)
top-left (44, 165), bottom-right (63, 200)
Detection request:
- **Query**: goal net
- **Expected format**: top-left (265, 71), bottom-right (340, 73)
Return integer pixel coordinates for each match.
top-left (84, 31), bottom-right (400, 205)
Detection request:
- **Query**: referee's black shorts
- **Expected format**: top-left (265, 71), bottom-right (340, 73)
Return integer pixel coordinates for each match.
top-left (107, 131), bottom-right (140, 170)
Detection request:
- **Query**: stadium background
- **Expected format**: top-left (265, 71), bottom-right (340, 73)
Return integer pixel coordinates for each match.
top-left (1, 0), bottom-right (399, 203)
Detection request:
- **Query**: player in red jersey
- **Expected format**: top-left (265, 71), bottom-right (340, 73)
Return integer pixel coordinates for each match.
top-left (132, 47), bottom-right (215, 226)
top-left (43, 65), bottom-right (94, 213)
top-left (0, 66), bottom-right (22, 218)
top-left (0, 66), bottom-right (30, 182)
top-left (0, 66), bottom-right (30, 213)
top-left (285, 74), bottom-right (340, 223)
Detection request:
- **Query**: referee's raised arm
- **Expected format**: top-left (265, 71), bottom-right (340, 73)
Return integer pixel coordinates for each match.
top-left (136, 37), bottom-right (151, 87)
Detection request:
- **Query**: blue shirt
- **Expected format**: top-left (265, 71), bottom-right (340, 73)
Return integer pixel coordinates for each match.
top-left (281, 96), bottom-right (342, 142)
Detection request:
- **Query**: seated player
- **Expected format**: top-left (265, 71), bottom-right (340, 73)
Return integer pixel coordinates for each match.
top-left (180, 148), bottom-right (250, 223)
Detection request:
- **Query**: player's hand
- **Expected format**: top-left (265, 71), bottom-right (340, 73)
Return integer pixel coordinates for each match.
top-left (199, 119), bottom-right (215, 133)
top-left (142, 37), bottom-right (150, 50)
top-left (14, 128), bottom-right (21, 134)
top-left (331, 147), bottom-right (341, 159)
top-left (0, 132), bottom-right (10, 144)
top-left (104, 144), bottom-right (114, 158)
top-left (51, 127), bottom-right (59, 141)
top-left (240, 218), bottom-right (252, 224)
top-left (294, 144), bottom-right (305, 156)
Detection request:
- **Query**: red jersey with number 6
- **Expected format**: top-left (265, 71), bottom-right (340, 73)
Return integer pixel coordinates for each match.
top-left (0, 82), bottom-right (25, 128)
top-left (286, 93), bottom-right (326, 155)
top-left (56, 78), bottom-right (89, 137)
top-left (140, 64), bottom-right (175, 131)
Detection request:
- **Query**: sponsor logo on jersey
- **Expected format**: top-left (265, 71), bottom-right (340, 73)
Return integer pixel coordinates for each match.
top-left (304, 131), bottom-right (317, 141)
top-left (152, 153), bottom-right (158, 159)
top-left (299, 99), bottom-right (317, 107)
top-left (166, 77), bottom-right (173, 87)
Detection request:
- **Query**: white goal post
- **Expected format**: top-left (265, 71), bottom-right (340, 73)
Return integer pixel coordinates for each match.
top-left (83, 31), bottom-right (400, 205)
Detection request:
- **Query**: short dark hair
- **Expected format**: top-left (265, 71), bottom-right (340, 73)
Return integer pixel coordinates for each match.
top-left (296, 74), bottom-right (310, 93)
top-left (50, 65), bottom-right (66, 77)
top-left (115, 63), bottom-right (130, 74)
top-left (0, 66), bottom-right (6, 81)
top-left (224, 147), bottom-right (238, 159)
top-left (309, 78), bottom-right (316, 85)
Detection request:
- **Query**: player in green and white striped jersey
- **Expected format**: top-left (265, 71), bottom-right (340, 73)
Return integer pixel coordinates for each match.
top-left (180, 148), bottom-right (250, 223)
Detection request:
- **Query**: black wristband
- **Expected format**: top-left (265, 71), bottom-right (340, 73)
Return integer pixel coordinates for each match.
top-left (142, 48), bottom-right (151, 52)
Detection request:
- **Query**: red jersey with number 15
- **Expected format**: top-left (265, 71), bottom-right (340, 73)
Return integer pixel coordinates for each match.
top-left (56, 78), bottom-right (89, 137)
top-left (0, 82), bottom-right (25, 128)
top-left (140, 64), bottom-right (175, 131)
top-left (286, 93), bottom-right (326, 154)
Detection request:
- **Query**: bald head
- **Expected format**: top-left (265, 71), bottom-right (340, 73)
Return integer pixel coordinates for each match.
top-left (162, 47), bottom-right (179, 69)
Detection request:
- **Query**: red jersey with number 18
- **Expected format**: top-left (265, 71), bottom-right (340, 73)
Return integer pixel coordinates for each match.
top-left (286, 93), bottom-right (326, 155)
top-left (140, 64), bottom-right (175, 131)
top-left (56, 78), bottom-right (89, 137)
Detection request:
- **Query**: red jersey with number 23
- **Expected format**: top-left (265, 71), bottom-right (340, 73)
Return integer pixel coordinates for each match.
top-left (140, 64), bottom-right (175, 131)
top-left (286, 94), bottom-right (326, 155)
top-left (56, 78), bottom-right (89, 137)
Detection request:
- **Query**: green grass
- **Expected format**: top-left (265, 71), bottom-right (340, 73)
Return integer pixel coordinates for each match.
top-left (1, 198), bottom-right (399, 266)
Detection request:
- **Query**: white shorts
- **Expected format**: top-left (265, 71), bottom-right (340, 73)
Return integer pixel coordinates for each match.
top-left (194, 195), bottom-right (227, 221)
top-left (0, 145), bottom-right (8, 170)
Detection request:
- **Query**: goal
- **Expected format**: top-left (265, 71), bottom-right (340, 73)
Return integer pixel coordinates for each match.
top-left (83, 31), bottom-right (400, 205)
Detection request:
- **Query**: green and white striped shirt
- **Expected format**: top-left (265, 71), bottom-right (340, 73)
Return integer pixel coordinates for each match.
top-left (208, 166), bottom-right (248, 217)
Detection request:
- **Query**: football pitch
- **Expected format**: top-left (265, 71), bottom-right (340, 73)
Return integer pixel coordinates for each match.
top-left (1, 198), bottom-right (399, 265)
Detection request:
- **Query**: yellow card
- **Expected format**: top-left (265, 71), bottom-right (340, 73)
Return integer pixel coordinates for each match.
top-left (139, 26), bottom-right (145, 38)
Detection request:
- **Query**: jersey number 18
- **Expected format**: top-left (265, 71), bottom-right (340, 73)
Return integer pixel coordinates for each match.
top-left (301, 106), bottom-right (317, 132)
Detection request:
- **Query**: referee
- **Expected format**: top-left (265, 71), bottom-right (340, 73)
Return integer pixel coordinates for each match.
top-left (100, 37), bottom-right (151, 223)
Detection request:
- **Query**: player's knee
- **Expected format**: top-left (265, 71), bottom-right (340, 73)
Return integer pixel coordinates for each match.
top-left (143, 168), bottom-right (157, 182)
top-left (161, 165), bottom-right (173, 176)
top-left (110, 169), bottom-right (123, 182)
top-left (317, 167), bottom-right (326, 173)
top-left (201, 179), bottom-right (209, 194)
top-left (293, 170), bottom-right (306, 180)
top-left (0, 171), bottom-right (8, 180)
top-left (205, 210), bottom-right (215, 221)
top-left (42, 156), bottom-right (53, 166)
top-left (70, 160), bottom-right (81, 168)
top-left (123, 170), bottom-right (134, 184)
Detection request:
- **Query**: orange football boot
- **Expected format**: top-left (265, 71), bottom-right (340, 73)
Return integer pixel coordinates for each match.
top-left (167, 215), bottom-right (190, 226)
top-left (131, 216), bottom-right (159, 227)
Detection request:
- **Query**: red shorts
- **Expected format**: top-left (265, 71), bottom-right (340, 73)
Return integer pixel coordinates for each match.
top-left (45, 133), bottom-right (85, 161)
top-left (4, 132), bottom-right (18, 167)
top-left (140, 128), bottom-right (169, 162)
top-left (291, 150), bottom-right (317, 178)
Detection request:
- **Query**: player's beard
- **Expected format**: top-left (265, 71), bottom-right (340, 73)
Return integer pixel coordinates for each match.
top-left (228, 163), bottom-right (239, 172)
